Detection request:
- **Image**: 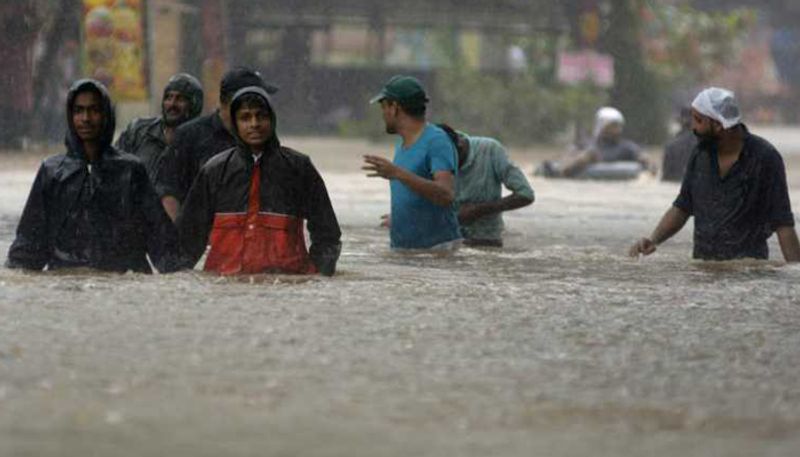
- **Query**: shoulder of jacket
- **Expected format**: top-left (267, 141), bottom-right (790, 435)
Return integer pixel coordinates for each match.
top-left (106, 147), bottom-right (147, 167)
top-left (42, 152), bottom-right (68, 167)
top-left (123, 117), bottom-right (159, 135)
top-left (175, 113), bottom-right (214, 136)
top-left (201, 146), bottom-right (238, 170)
top-left (278, 146), bottom-right (311, 163)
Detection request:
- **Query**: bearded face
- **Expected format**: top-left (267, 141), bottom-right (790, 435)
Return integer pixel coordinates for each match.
top-left (691, 109), bottom-right (722, 146)
top-left (162, 90), bottom-right (193, 127)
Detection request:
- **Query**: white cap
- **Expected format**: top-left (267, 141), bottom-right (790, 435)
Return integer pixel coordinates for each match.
top-left (593, 106), bottom-right (625, 138)
top-left (691, 87), bottom-right (741, 129)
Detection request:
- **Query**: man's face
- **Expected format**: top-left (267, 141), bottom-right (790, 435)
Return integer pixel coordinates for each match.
top-left (162, 90), bottom-right (192, 127)
top-left (72, 91), bottom-right (104, 143)
top-left (600, 122), bottom-right (623, 141)
top-left (691, 108), bottom-right (721, 142)
top-left (380, 99), bottom-right (399, 134)
top-left (235, 104), bottom-right (272, 150)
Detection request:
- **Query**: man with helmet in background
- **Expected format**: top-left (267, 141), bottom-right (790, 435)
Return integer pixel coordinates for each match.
top-left (115, 73), bottom-right (204, 220)
top-left (538, 106), bottom-right (653, 178)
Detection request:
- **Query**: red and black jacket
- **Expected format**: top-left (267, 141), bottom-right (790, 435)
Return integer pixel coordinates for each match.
top-left (176, 88), bottom-right (341, 276)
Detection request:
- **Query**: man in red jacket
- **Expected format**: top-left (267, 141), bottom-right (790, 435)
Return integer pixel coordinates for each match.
top-left (177, 86), bottom-right (341, 275)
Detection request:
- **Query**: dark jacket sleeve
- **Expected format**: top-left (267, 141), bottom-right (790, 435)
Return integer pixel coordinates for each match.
top-left (155, 126), bottom-right (195, 202)
top-left (114, 122), bottom-right (136, 154)
top-left (6, 163), bottom-right (51, 270)
top-left (153, 145), bottom-right (181, 199)
top-left (176, 166), bottom-right (215, 268)
top-left (302, 160), bottom-right (342, 276)
top-left (132, 162), bottom-right (184, 273)
top-left (176, 129), bottom-right (201, 203)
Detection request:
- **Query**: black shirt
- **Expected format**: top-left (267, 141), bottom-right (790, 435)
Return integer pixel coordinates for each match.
top-left (156, 110), bottom-right (236, 202)
top-left (673, 125), bottom-right (795, 260)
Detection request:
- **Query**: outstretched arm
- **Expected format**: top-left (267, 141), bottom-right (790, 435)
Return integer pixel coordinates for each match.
top-left (776, 225), bottom-right (800, 262)
top-left (363, 155), bottom-right (455, 207)
top-left (629, 206), bottom-right (690, 257)
top-left (459, 195), bottom-right (532, 225)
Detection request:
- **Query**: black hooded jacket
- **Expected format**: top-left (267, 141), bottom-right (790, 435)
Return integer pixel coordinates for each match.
top-left (6, 79), bottom-right (183, 273)
top-left (114, 116), bottom-right (168, 183)
top-left (115, 73), bottom-right (204, 185)
top-left (155, 110), bottom-right (235, 202)
top-left (177, 86), bottom-right (342, 275)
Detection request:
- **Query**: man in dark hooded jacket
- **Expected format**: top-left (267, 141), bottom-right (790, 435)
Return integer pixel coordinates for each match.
top-left (156, 67), bottom-right (277, 218)
top-left (115, 73), bottom-right (203, 220)
top-left (177, 86), bottom-right (341, 276)
top-left (5, 79), bottom-right (183, 273)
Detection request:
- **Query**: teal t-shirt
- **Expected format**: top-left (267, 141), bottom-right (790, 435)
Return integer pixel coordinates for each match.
top-left (390, 124), bottom-right (461, 249)
top-left (455, 136), bottom-right (535, 241)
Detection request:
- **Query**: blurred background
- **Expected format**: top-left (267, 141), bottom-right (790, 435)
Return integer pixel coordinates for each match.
top-left (2, 0), bottom-right (800, 149)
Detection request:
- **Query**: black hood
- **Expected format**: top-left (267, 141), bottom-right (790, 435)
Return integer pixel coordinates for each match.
top-left (164, 73), bottom-right (204, 119)
top-left (65, 79), bottom-right (116, 160)
top-left (229, 86), bottom-right (280, 154)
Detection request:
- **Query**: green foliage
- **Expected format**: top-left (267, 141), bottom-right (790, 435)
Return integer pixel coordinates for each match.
top-left (643, 2), bottom-right (757, 85)
top-left (434, 68), bottom-right (605, 145)
top-left (604, 0), bottom-right (669, 145)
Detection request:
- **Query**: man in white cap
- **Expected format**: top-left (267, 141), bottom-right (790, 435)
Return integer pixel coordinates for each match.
top-left (539, 106), bottom-right (652, 178)
top-left (630, 87), bottom-right (800, 261)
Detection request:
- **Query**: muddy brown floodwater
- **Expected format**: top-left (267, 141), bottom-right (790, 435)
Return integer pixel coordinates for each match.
top-left (1, 134), bottom-right (799, 456)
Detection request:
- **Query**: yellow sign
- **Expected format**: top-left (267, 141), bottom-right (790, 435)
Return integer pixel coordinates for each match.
top-left (82, 0), bottom-right (147, 101)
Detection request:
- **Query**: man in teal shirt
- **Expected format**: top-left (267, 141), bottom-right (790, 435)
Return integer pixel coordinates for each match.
top-left (439, 124), bottom-right (535, 247)
top-left (363, 76), bottom-right (461, 250)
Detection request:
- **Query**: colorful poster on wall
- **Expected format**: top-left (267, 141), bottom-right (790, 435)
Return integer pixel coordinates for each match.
top-left (557, 50), bottom-right (614, 88)
top-left (82, 0), bottom-right (147, 101)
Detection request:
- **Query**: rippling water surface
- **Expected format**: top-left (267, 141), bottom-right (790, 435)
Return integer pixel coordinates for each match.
top-left (1, 138), bottom-right (799, 456)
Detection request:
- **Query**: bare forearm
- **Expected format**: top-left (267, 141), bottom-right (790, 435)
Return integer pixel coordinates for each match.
top-left (466, 194), bottom-right (533, 219)
top-left (161, 196), bottom-right (179, 222)
top-left (394, 168), bottom-right (454, 206)
top-left (776, 226), bottom-right (800, 262)
top-left (561, 152), bottom-right (595, 177)
top-left (650, 206), bottom-right (690, 245)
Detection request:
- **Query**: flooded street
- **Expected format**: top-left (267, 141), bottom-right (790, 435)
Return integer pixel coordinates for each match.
top-left (1, 135), bottom-right (800, 456)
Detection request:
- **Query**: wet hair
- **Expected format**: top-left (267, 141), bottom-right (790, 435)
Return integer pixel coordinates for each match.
top-left (399, 101), bottom-right (426, 119)
top-left (437, 123), bottom-right (459, 146)
top-left (437, 123), bottom-right (469, 166)
top-left (71, 84), bottom-right (103, 108)
top-left (232, 92), bottom-right (272, 116)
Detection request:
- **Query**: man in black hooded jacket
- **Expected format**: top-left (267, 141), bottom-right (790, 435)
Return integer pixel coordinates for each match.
top-left (115, 73), bottom-right (203, 220)
top-left (177, 86), bottom-right (341, 276)
top-left (5, 79), bottom-right (183, 273)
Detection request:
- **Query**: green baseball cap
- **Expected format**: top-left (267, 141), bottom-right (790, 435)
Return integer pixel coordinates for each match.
top-left (369, 75), bottom-right (429, 106)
